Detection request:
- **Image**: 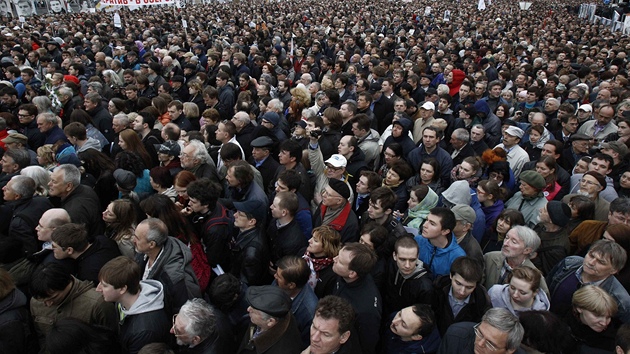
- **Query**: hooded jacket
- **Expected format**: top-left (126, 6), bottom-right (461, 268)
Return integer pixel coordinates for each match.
top-left (473, 100), bottom-right (502, 147)
top-left (384, 259), bottom-right (434, 316)
top-left (135, 237), bottom-right (201, 313)
top-left (488, 283), bottom-right (550, 317)
top-left (415, 234), bottom-right (466, 278)
top-left (76, 137), bottom-right (102, 153)
top-left (120, 280), bottom-right (172, 354)
top-left (382, 118), bottom-right (416, 157)
top-left (357, 129), bottom-right (381, 169)
top-left (448, 69), bottom-right (466, 97)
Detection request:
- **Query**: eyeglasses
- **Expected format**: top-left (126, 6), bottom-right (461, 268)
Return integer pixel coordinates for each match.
top-left (473, 323), bottom-right (503, 352)
top-left (579, 178), bottom-right (600, 187)
top-left (325, 164), bottom-right (343, 171)
top-left (172, 314), bottom-right (185, 337)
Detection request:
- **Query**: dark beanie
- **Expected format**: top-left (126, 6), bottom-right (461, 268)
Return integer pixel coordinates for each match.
top-left (328, 179), bottom-right (350, 200)
top-left (547, 201), bottom-right (571, 227)
top-left (584, 171), bottom-right (606, 189)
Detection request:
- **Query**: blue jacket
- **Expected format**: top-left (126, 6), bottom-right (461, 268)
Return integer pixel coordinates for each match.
top-left (407, 145), bottom-right (453, 189)
top-left (547, 256), bottom-right (630, 323)
top-left (414, 234), bottom-right (466, 278)
top-left (469, 189), bottom-right (487, 243)
top-left (291, 285), bottom-right (318, 347)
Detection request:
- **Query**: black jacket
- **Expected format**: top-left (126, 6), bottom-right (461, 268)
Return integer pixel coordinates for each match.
top-left (432, 276), bottom-right (492, 336)
top-left (19, 119), bottom-right (46, 151)
top-left (384, 260), bottom-right (434, 317)
top-left (448, 143), bottom-right (477, 167)
top-left (193, 202), bottom-right (233, 270)
top-left (87, 105), bottom-right (114, 143)
top-left (267, 219), bottom-right (307, 265)
top-left (5, 196), bottom-right (52, 255)
top-left (345, 149), bottom-right (368, 192)
top-left (249, 155), bottom-right (280, 196)
top-left (236, 123), bottom-right (256, 161)
top-left (237, 314), bottom-right (303, 354)
top-left (76, 235), bottom-right (121, 285)
top-left (333, 275), bottom-right (382, 354)
top-left (61, 184), bottom-right (105, 237)
top-left (0, 288), bottom-right (36, 354)
top-left (230, 227), bottom-right (271, 286)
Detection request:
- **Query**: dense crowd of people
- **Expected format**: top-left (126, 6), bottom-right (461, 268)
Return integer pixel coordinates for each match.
top-left (4, 0), bottom-right (630, 353)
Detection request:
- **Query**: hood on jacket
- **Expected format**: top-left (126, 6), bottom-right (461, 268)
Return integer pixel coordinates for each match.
top-left (76, 137), bottom-right (101, 153)
top-left (0, 288), bottom-right (27, 314)
top-left (363, 129), bottom-right (381, 143)
top-left (123, 279), bottom-right (165, 315)
top-left (393, 118), bottom-right (412, 137)
top-left (448, 69), bottom-right (466, 97)
top-left (442, 180), bottom-right (471, 205)
top-left (474, 99), bottom-right (491, 116)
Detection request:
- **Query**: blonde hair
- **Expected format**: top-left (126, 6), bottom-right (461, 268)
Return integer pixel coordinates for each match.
top-left (572, 285), bottom-right (618, 317)
top-left (312, 226), bottom-right (341, 258)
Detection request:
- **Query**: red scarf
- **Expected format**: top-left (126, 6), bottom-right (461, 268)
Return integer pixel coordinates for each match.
top-left (320, 202), bottom-right (352, 232)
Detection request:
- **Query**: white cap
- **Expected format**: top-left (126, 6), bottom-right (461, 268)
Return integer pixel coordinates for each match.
top-left (420, 101), bottom-right (435, 111)
top-left (578, 104), bottom-right (592, 113)
top-left (325, 154), bottom-right (347, 168)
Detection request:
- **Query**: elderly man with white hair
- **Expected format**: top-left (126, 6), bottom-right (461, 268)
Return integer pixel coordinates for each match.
top-left (483, 225), bottom-right (549, 295)
top-left (171, 298), bottom-right (234, 352)
top-left (180, 140), bottom-right (220, 183)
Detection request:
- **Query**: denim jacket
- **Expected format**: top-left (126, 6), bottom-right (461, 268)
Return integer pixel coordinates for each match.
top-left (547, 256), bottom-right (630, 323)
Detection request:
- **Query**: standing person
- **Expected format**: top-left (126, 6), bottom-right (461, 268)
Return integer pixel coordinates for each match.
top-left (437, 308), bottom-right (525, 354)
top-left (301, 296), bottom-right (359, 354)
top-left (96, 256), bottom-right (172, 354)
top-left (237, 285), bottom-right (303, 354)
top-left (30, 263), bottom-right (118, 351)
top-left (331, 242), bottom-right (381, 354)
top-left (414, 207), bottom-right (466, 278)
top-left (488, 266), bottom-right (550, 316)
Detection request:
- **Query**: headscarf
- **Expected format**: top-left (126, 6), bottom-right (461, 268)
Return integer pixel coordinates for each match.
top-left (406, 188), bottom-right (439, 229)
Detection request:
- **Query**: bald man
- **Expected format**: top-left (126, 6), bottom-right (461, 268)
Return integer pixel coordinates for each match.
top-left (33, 208), bottom-right (76, 274)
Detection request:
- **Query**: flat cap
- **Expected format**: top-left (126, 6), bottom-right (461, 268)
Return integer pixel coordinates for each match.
top-left (250, 136), bottom-right (274, 148)
top-left (246, 285), bottom-right (291, 317)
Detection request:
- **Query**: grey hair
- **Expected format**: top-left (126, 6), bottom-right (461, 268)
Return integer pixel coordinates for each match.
top-left (436, 84), bottom-right (449, 96)
top-left (9, 175), bottom-right (36, 198)
top-left (0, 118), bottom-right (5, 130)
top-left (187, 140), bottom-right (211, 165)
top-left (302, 109), bottom-right (316, 120)
top-left (471, 124), bottom-right (485, 133)
top-left (54, 164), bottom-right (81, 188)
top-left (139, 217), bottom-right (168, 246)
top-left (452, 128), bottom-right (470, 142)
top-left (267, 98), bottom-right (284, 113)
top-left (38, 112), bottom-right (59, 125)
top-left (21, 166), bottom-right (50, 196)
top-left (87, 81), bottom-right (104, 95)
top-left (233, 111), bottom-right (250, 124)
top-left (179, 298), bottom-right (216, 339)
top-left (314, 91), bottom-right (326, 102)
top-left (84, 92), bottom-right (102, 104)
top-left (511, 225), bottom-right (541, 256)
top-left (102, 69), bottom-right (123, 86)
top-left (113, 113), bottom-right (130, 127)
top-left (481, 308), bottom-right (524, 350)
top-left (58, 86), bottom-right (73, 99)
top-left (32, 96), bottom-right (52, 113)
